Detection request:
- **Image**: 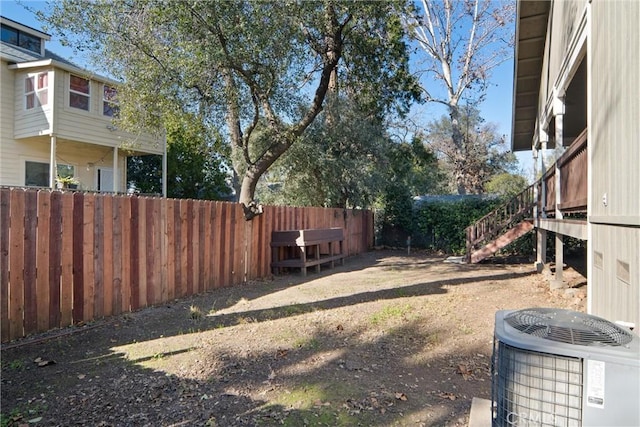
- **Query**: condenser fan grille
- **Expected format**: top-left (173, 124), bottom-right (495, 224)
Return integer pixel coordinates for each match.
top-left (505, 308), bottom-right (632, 346)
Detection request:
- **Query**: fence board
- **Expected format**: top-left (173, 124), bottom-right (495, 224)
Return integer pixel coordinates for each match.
top-left (186, 200), bottom-right (194, 296)
top-left (166, 200), bottom-right (176, 300)
top-left (112, 196), bottom-right (123, 315)
top-left (137, 198), bottom-right (148, 308)
top-left (60, 193), bottom-right (73, 326)
top-left (212, 202), bottom-right (222, 288)
top-left (23, 190), bottom-right (37, 336)
top-left (36, 191), bottom-right (50, 332)
top-left (203, 202), bottom-right (212, 290)
top-left (179, 200), bottom-right (188, 298)
top-left (83, 194), bottom-right (95, 321)
top-left (93, 195), bottom-right (104, 319)
top-left (130, 197), bottom-right (140, 310)
top-left (9, 190), bottom-right (26, 339)
top-left (1, 188), bottom-right (10, 341)
top-left (197, 202), bottom-right (205, 293)
top-left (145, 198), bottom-right (155, 305)
top-left (103, 195), bottom-right (113, 317)
top-left (193, 201), bottom-right (201, 294)
top-left (49, 192), bottom-right (62, 329)
top-left (121, 197), bottom-right (132, 313)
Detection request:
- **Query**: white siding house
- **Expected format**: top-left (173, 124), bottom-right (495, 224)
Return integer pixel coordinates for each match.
top-left (513, 1), bottom-right (639, 327)
top-left (0, 16), bottom-right (165, 193)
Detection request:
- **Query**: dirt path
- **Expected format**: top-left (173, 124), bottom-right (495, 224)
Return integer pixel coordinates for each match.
top-left (1, 250), bottom-right (586, 427)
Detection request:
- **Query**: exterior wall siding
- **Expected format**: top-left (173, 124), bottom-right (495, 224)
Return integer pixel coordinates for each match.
top-left (12, 67), bottom-right (54, 139)
top-left (590, 0), bottom-right (640, 221)
top-left (54, 71), bottom-right (162, 154)
top-left (591, 224), bottom-right (639, 327)
top-left (0, 60), bottom-right (18, 185)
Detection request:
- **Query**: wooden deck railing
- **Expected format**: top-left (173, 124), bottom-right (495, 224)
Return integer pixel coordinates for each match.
top-left (538, 129), bottom-right (588, 216)
top-left (0, 189), bottom-right (374, 342)
top-left (466, 128), bottom-right (588, 261)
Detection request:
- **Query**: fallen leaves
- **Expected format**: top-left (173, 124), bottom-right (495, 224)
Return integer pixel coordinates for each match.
top-left (34, 357), bottom-right (55, 367)
top-left (438, 392), bottom-right (457, 401)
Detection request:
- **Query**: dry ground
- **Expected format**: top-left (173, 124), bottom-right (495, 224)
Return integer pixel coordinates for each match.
top-left (1, 250), bottom-right (586, 427)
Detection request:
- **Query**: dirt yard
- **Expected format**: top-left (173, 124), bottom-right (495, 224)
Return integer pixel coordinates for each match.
top-left (1, 250), bottom-right (586, 427)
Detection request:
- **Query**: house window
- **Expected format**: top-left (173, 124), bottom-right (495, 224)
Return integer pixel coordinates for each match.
top-left (25, 161), bottom-right (75, 187)
top-left (103, 85), bottom-right (119, 117)
top-left (0, 23), bottom-right (42, 54)
top-left (25, 72), bottom-right (48, 109)
top-left (69, 74), bottom-right (90, 111)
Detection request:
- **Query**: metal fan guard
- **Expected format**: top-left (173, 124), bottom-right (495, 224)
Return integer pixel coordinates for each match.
top-left (505, 308), bottom-right (632, 346)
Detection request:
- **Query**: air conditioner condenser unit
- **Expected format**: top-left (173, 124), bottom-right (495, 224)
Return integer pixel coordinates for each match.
top-left (492, 308), bottom-right (640, 426)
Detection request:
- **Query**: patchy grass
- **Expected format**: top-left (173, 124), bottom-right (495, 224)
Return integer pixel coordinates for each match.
top-left (189, 305), bottom-right (204, 320)
top-left (369, 304), bottom-right (413, 325)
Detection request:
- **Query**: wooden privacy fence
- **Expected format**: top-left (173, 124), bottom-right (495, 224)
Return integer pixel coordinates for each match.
top-left (0, 188), bottom-right (374, 342)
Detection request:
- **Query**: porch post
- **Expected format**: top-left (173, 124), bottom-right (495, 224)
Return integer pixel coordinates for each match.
top-left (535, 127), bottom-right (548, 273)
top-left (552, 96), bottom-right (566, 288)
top-left (49, 135), bottom-right (57, 188)
top-left (113, 146), bottom-right (119, 193)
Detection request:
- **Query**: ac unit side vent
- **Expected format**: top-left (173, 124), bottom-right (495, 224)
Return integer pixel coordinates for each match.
top-left (505, 308), bottom-right (632, 346)
top-left (492, 341), bottom-right (583, 427)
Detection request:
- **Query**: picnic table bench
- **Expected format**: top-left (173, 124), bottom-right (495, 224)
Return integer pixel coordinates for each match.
top-left (271, 227), bottom-right (345, 276)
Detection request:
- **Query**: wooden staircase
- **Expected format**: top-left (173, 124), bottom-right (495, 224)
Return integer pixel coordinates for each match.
top-left (466, 185), bottom-right (536, 263)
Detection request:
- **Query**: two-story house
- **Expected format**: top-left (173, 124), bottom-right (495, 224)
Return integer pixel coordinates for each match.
top-left (0, 16), bottom-right (165, 193)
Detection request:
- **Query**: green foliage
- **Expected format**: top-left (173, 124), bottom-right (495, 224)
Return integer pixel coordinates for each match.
top-left (486, 173), bottom-right (529, 198)
top-left (256, 99), bottom-right (389, 208)
top-left (41, 0), bottom-right (419, 205)
top-left (426, 107), bottom-right (518, 194)
top-left (412, 198), bottom-right (502, 254)
top-left (376, 197), bottom-right (502, 254)
top-left (127, 113), bottom-right (231, 199)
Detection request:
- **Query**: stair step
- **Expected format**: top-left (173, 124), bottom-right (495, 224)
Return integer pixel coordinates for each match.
top-left (470, 220), bottom-right (533, 264)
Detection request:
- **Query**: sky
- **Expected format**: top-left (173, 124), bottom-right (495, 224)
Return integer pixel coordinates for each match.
top-left (1, 0), bottom-right (534, 179)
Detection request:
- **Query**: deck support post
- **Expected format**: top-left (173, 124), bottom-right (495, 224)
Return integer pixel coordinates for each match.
top-left (552, 95), bottom-right (566, 288)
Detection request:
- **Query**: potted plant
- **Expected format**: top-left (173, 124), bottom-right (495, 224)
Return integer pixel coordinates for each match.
top-left (55, 175), bottom-right (79, 189)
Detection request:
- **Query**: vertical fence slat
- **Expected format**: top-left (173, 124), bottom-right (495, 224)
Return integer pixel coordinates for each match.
top-left (212, 202), bottom-right (222, 288)
top-left (103, 195), bottom-right (113, 317)
top-left (23, 190), bottom-right (38, 336)
top-left (203, 202), bottom-right (212, 290)
top-left (144, 198), bottom-right (155, 305)
top-left (0, 189), bottom-right (10, 342)
top-left (166, 199), bottom-right (176, 300)
top-left (49, 192), bottom-right (62, 329)
top-left (60, 193), bottom-right (73, 326)
top-left (35, 191), bottom-right (50, 332)
top-left (83, 194), bottom-right (95, 321)
top-left (9, 190), bottom-right (25, 340)
top-left (159, 198), bottom-right (168, 303)
top-left (93, 195), bottom-right (104, 319)
top-left (112, 196), bottom-right (123, 315)
top-left (179, 200), bottom-right (188, 297)
top-left (220, 203), bottom-right (228, 287)
top-left (198, 202), bottom-right (205, 292)
top-left (130, 197), bottom-right (140, 310)
top-left (121, 197), bottom-right (132, 312)
top-left (137, 198), bottom-right (148, 308)
top-left (192, 200), bottom-right (200, 293)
